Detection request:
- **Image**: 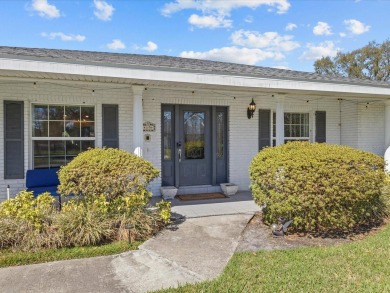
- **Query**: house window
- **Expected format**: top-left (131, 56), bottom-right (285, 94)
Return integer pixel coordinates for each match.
top-left (32, 105), bottom-right (95, 168)
top-left (272, 112), bottom-right (309, 146)
top-left (163, 110), bottom-right (172, 160)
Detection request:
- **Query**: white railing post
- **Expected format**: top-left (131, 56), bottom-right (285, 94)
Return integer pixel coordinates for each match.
top-left (275, 95), bottom-right (285, 146)
top-left (384, 100), bottom-right (390, 172)
top-left (132, 86), bottom-right (144, 157)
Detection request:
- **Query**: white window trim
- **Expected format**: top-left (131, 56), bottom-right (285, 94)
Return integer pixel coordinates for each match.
top-left (30, 103), bottom-right (97, 169)
top-left (271, 111), bottom-right (312, 144)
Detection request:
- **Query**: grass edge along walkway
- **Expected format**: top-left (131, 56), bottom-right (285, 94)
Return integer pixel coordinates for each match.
top-left (157, 222), bottom-right (390, 293)
top-left (0, 240), bottom-right (141, 268)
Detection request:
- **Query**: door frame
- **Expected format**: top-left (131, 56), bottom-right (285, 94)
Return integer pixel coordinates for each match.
top-left (161, 104), bottom-right (228, 187)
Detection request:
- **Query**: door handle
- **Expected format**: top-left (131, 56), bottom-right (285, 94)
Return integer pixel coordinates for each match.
top-left (177, 141), bottom-right (182, 163)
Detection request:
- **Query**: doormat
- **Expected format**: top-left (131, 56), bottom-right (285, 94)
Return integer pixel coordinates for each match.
top-left (177, 193), bottom-right (227, 201)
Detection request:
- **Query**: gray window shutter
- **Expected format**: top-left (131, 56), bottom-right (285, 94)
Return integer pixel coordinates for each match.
top-left (259, 109), bottom-right (271, 150)
top-left (315, 111), bottom-right (326, 143)
top-left (4, 101), bottom-right (24, 179)
top-left (102, 104), bottom-right (119, 148)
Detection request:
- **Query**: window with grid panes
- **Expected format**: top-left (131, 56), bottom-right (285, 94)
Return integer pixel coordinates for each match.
top-left (32, 104), bottom-right (95, 168)
top-left (272, 112), bottom-right (309, 146)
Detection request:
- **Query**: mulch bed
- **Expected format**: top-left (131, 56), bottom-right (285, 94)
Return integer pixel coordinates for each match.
top-left (236, 212), bottom-right (388, 252)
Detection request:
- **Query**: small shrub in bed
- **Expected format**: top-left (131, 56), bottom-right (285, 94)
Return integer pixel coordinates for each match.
top-left (58, 148), bottom-right (160, 201)
top-left (249, 142), bottom-right (390, 233)
top-left (0, 148), bottom-right (170, 251)
top-left (55, 195), bottom-right (114, 247)
top-left (109, 193), bottom-right (171, 242)
top-left (0, 191), bottom-right (59, 251)
top-left (57, 147), bottom-right (169, 242)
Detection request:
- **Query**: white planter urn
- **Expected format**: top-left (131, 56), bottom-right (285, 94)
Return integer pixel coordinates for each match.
top-left (220, 183), bottom-right (239, 197)
top-left (160, 186), bottom-right (178, 200)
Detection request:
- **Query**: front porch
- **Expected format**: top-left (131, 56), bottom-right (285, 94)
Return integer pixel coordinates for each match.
top-left (1, 46), bottom-right (390, 200)
top-left (151, 191), bottom-right (261, 218)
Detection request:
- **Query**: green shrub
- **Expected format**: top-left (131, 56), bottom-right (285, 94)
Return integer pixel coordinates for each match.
top-left (0, 191), bottom-right (59, 251)
top-left (112, 210), bottom-right (163, 242)
top-left (0, 149), bottom-right (170, 252)
top-left (56, 196), bottom-right (114, 247)
top-left (0, 219), bottom-right (61, 251)
top-left (57, 148), bottom-right (167, 244)
top-left (156, 200), bottom-right (172, 224)
top-left (58, 148), bottom-right (160, 201)
top-left (0, 191), bottom-right (55, 229)
top-left (249, 142), bottom-right (390, 233)
top-left (109, 195), bottom-right (168, 241)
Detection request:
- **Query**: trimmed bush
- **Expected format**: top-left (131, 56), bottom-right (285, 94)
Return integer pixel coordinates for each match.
top-left (55, 196), bottom-right (114, 247)
top-left (0, 149), bottom-right (171, 252)
top-left (0, 191), bottom-right (59, 251)
top-left (109, 195), bottom-right (169, 242)
top-left (250, 142), bottom-right (390, 233)
top-left (58, 148), bottom-right (160, 201)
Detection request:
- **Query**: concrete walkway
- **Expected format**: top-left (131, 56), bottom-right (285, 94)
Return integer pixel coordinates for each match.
top-left (0, 195), bottom-right (257, 293)
top-left (157, 191), bottom-right (261, 218)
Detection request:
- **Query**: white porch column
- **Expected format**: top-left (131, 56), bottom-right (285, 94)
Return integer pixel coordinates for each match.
top-left (132, 86), bottom-right (144, 157)
top-left (384, 100), bottom-right (390, 172)
top-left (275, 95), bottom-right (285, 146)
top-left (385, 100), bottom-right (390, 149)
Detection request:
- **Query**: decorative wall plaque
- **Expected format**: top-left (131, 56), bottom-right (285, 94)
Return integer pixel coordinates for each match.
top-left (143, 121), bottom-right (156, 132)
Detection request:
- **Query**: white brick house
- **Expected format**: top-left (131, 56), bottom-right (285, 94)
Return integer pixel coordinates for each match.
top-left (0, 46), bottom-right (390, 200)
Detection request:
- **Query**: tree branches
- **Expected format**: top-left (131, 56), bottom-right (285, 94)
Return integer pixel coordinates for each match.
top-left (314, 40), bottom-right (390, 82)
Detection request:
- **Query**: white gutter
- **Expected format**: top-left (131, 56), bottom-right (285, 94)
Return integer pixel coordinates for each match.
top-left (1, 57), bottom-right (390, 97)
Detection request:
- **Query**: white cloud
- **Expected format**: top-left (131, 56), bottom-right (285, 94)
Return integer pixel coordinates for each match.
top-left (180, 47), bottom-right (284, 65)
top-left (134, 41), bottom-right (158, 52)
top-left (231, 30), bottom-right (300, 52)
top-left (344, 19), bottom-right (370, 35)
top-left (94, 0), bottom-right (114, 21)
top-left (272, 65), bottom-right (289, 70)
top-left (142, 41), bottom-right (158, 52)
top-left (300, 41), bottom-right (340, 61)
top-left (339, 32), bottom-right (347, 37)
top-left (30, 0), bottom-right (60, 18)
top-left (313, 21), bottom-right (332, 35)
top-left (106, 39), bottom-right (125, 50)
top-left (41, 32), bottom-right (86, 42)
top-left (244, 15), bottom-right (254, 23)
top-left (188, 14), bottom-right (232, 29)
top-left (162, 0), bottom-right (291, 16)
top-left (285, 23), bottom-right (297, 31)
top-left (162, 1), bottom-right (290, 29)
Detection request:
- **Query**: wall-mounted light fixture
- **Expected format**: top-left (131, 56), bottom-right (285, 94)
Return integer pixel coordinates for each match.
top-left (247, 98), bottom-right (256, 119)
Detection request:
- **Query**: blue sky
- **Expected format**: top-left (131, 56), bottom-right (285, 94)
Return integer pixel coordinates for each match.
top-left (0, 0), bottom-right (389, 72)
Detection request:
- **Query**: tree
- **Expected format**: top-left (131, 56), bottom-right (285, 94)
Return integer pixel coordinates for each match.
top-left (314, 40), bottom-right (390, 82)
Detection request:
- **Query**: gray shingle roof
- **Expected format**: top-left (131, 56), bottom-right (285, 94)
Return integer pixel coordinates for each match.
top-left (0, 46), bottom-right (389, 87)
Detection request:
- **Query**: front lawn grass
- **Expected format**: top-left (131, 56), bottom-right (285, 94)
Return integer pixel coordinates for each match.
top-left (0, 240), bottom-right (141, 268)
top-left (158, 222), bottom-right (390, 293)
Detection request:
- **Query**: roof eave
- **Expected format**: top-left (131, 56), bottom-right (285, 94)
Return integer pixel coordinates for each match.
top-left (0, 56), bottom-right (390, 98)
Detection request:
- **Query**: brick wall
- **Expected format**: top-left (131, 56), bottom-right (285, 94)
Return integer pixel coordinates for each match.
top-left (0, 80), bottom-right (132, 200)
top-left (340, 99), bottom-right (385, 155)
top-left (341, 99), bottom-right (358, 148)
top-left (358, 103), bottom-right (385, 155)
top-left (143, 89), bottom-right (343, 195)
top-left (0, 79), bottom-right (385, 200)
